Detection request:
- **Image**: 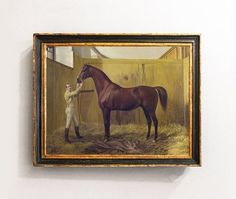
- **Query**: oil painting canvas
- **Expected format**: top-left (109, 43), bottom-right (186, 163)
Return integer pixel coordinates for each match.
top-left (33, 34), bottom-right (200, 167)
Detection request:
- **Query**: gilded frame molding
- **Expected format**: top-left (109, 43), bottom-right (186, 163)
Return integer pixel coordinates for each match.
top-left (33, 34), bottom-right (201, 167)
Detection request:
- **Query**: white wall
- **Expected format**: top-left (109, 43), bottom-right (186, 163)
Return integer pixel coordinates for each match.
top-left (0, 0), bottom-right (235, 198)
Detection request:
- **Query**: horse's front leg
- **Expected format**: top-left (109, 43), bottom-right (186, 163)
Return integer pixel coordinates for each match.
top-left (102, 108), bottom-right (111, 142)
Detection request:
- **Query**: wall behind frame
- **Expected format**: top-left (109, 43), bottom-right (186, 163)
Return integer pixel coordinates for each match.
top-left (2, 0), bottom-right (235, 199)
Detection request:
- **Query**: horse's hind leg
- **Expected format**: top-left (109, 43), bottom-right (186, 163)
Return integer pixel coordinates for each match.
top-left (150, 111), bottom-right (158, 141)
top-left (142, 108), bottom-right (152, 140)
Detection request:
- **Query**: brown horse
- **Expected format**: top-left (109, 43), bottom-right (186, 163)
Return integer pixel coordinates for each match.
top-left (77, 64), bottom-right (167, 142)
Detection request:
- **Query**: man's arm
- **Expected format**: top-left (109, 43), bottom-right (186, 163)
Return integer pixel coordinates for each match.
top-left (67, 83), bottom-right (83, 97)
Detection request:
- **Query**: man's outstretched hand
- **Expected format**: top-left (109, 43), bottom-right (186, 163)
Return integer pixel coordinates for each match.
top-left (77, 82), bottom-right (83, 89)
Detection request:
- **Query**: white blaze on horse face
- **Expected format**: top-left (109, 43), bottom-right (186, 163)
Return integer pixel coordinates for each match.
top-left (79, 75), bottom-right (84, 83)
top-left (77, 68), bottom-right (84, 82)
top-left (77, 73), bottom-right (83, 83)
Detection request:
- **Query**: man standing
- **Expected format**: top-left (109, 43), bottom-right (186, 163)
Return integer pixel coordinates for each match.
top-left (64, 82), bottom-right (83, 143)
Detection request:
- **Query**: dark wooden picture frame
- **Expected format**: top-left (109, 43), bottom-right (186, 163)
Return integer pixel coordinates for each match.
top-left (33, 34), bottom-right (201, 167)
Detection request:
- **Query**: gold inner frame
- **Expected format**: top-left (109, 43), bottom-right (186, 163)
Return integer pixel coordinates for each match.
top-left (41, 42), bottom-right (193, 160)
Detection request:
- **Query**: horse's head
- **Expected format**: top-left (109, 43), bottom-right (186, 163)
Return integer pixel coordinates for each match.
top-left (77, 64), bottom-right (92, 83)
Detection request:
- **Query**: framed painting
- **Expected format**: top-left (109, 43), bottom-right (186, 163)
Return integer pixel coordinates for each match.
top-left (33, 34), bottom-right (201, 167)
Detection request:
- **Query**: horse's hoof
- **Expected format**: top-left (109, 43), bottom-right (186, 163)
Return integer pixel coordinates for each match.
top-left (152, 139), bottom-right (157, 143)
top-left (104, 138), bottom-right (110, 142)
top-left (146, 137), bottom-right (150, 140)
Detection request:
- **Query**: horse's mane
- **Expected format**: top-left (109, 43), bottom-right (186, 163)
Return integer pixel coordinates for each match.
top-left (88, 65), bottom-right (112, 83)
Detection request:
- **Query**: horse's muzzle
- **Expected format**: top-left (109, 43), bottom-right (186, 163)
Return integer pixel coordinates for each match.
top-left (77, 78), bottom-right (82, 84)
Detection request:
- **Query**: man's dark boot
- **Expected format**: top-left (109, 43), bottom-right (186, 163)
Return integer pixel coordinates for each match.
top-left (75, 126), bottom-right (83, 139)
top-left (64, 128), bottom-right (71, 143)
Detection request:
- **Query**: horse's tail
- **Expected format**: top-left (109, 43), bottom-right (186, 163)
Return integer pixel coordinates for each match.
top-left (155, 86), bottom-right (167, 111)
